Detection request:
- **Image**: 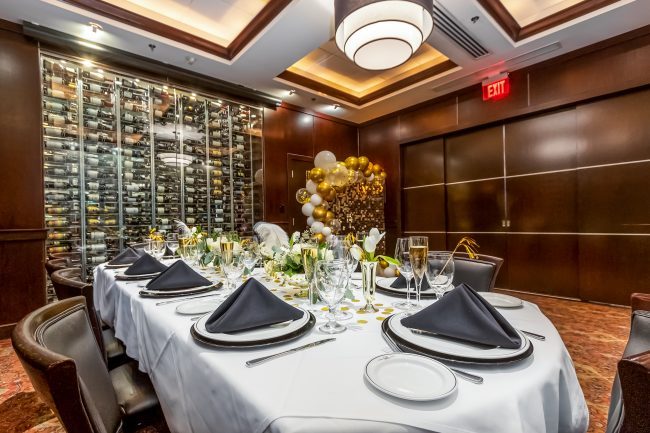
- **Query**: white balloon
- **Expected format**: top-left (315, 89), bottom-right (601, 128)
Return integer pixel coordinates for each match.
top-left (321, 226), bottom-right (332, 237)
top-left (314, 150), bottom-right (337, 170)
top-left (306, 180), bottom-right (318, 194)
top-left (383, 267), bottom-right (396, 278)
top-left (307, 216), bottom-right (315, 226)
top-left (311, 221), bottom-right (324, 233)
top-left (301, 203), bottom-right (315, 217)
top-left (310, 194), bottom-right (322, 206)
top-left (368, 174), bottom-right (375, 182)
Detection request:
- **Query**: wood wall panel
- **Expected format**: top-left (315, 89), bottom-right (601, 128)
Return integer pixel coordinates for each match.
top-left (402, 139), bottom-right (444, 187)
top-left (576, 89), bottom-right (650, 167)
top-left (446, 179), bottom-right (505, 233)
top-left (507, 235), bottom-right (579, 298)
top-left (505, 109), bottom-right (577, 176)
top-left (403, 232), bottom-right (447, 252)
top-left (402, 186), bottom-right (446, 233)
top-left (507, 171), bottom-right (577, 233)
top-left (579, 235), bottom-right (650, 305)
top-left (313, 116), bottom-right (358, 159)
top-left (399, 96), bottom-right (457, 143)
top-left (445, 126), bottom-right (504, 183)
top-left (577, 163), bottom-right (650, 234)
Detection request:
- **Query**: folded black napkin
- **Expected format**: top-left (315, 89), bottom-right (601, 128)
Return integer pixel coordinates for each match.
top-left (205, 278), bottom-right (304, 334)
top-left (124, 253), bottom-right (168, 276)
top-left (164, 245), bottom-right (174, 257)
top-left (401, 283), bottom-right (522, 349)
top-left (391, 274), bottom-right (431, 290)
top-left (108, 247), bottom-right (143, 266)
top-left (145, 260), bottom-right (211, 291)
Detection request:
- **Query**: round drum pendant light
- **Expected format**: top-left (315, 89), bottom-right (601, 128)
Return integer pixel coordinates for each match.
top-left (335, 0), bottom-right (434, 70)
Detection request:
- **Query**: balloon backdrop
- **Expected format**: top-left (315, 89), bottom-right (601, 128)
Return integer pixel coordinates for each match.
top-left (296, 150), bottom-right (386, 241)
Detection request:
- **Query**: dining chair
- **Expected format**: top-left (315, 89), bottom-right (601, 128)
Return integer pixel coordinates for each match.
top-left (606, 293), bottom-right (650, 433)
top-left (45, 258), bottom-right (71, 278)
top-left (50, 268), bottom-right (128, 369)
top-left (453, 252), bottom-right (504, 291)
top-left (49, 251), bottom-right (82, 263)
top-left (451, 256), bottom-right (499, 292)
top-left (11, 296), bottom-right (166, 433)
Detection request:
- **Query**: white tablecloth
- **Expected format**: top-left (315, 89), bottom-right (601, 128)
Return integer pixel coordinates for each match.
top-left (94, 264), bottom-right (589, 433)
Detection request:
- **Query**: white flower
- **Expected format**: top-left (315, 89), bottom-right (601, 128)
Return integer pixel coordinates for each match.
top-left (350, 244), bottom-right (363, 261)
top-left (363, 228), bottom-right (385, 254)
top-left (291, 231), bottom-right (301, 244)
top-left (206, 238), bottom-right (219, 251)
top-left (291, 244), bottom-right (302, 256)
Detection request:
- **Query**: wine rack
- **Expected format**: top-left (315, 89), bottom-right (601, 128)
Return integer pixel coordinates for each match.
top-left (41, 53), bottom-right (264, 279)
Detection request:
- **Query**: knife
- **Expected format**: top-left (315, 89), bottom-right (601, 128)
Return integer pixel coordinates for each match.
top-left (245, 338), bottom-right (336, 368)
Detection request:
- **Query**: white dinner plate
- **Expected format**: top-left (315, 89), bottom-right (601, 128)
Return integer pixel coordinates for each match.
top-left (194, 308), bottom-right (310, 343)
top-left (176, 298), bottom-right (221, 315)
top-left (364, 353), bottom-right (457, 401)
top-left (105, 263), bottom-right (133, 269)
top-left (387, 312), bottom-right (530, 362)
top-left (140, 284), bottom-right (215, 295)
top-left (115, 270), bottom-right (161, 280)
top-left (479, 292), bottom-right (523, 309)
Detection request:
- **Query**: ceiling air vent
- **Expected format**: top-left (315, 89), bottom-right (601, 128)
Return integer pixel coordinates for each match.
top-left (433, 3), bottom-right (490, 59)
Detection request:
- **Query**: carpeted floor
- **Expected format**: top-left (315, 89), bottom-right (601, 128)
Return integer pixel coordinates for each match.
top-left (0, 291), bottom-right (631, 433)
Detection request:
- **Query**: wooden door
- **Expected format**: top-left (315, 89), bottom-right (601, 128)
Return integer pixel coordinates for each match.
top-left (287, 155), bottom-right (314, 235)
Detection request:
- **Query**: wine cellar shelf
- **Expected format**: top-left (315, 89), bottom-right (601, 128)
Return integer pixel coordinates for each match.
top-left (42, 53), bottom-right (264, 278)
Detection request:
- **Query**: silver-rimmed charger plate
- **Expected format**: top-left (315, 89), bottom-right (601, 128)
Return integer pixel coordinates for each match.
top-left (383, 312), bottom-right (533, 364)
top-left (115, 271), bottom-right (161, 281)
top-left (365, 353), bottom-right (457, 401)
top-left (375, 277), bottom-right (437, 299)
top-left (190, 308), bottom-right (315, 349)
top-left (139, 283), bottom-right (220, 298)
top-left (105, 263), bottom-right (134, 269)
top-left (479, 292), bottom-right (523, 309)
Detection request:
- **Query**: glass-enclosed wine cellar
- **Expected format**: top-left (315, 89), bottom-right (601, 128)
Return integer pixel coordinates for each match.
top-left (41, 53), bottom-right (264, 278)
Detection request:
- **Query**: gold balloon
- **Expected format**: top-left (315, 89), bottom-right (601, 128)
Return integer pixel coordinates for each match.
top-left (367, 162), bottom-right (373, 173)
top-left (363, 168), bottom-right (372, 177)
top-left (378, 257), bottom-right (389, 269)
top-left (313, 233), bottom-right (325, 243)
top-left (380, 171), bottom-right (387, 180)
top-left (325, 211), bottom-right (335, 224)
top-left (325, 189), bottom-right (336, 202)
top-left (295, 188), bottom-right (311, 204)
top-left (316, 181), bottom-right (332, 196)
top-left (344, 156), bottom-right (359, 171)
top-left (325, 162), bottom-right (349, 188)
top-left (372, 163), bottom-right (382, 175)
top-left (358, 156), bottom-right (369, 171)
top-left (309, 167), bottom-right (326, 183)
top-left (312, 205), bottom-right (327, 221)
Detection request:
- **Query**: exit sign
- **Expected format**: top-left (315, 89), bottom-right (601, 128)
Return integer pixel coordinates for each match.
top-left (482, 73), bottom-right (510, 101)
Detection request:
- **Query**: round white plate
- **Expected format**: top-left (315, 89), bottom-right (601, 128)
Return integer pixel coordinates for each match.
top-left (105, 263), bottom-right (132, 269)
top-left (176, 298), bottom-right (221, 315)
top-left (194, 308), bottom-right (310, 342)
top-left (479, 292), bottom-right (523, 309)
top-left (388, 313), bottom-right (530, 361)
top-left (364, 353), bottom-right (457, 401)
top-left (115, 270), bottom-right (161, 280)
top-left (140, 284), bottom-right (215, 295)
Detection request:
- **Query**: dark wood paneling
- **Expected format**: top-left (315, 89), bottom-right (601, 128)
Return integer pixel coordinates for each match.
top-left (576, 89), bottom-right (650, 167)
top-left (399, 96), bottom-right (457, 143)
top-left (263, 107), bottom-right (314, 225)
top-left (578, 162), bottom-right (650, 234)
top-left (446, 233), bottom-right (508, 288)
top-left (507, 171), bottom-right (577, 233)
top-left (507, 234), bottom-right (579, 298)
top-left (579, 235), bottom-right (650, 305)
top-left (446, 179), bottom-right (505, 232)
top-left (505, 109), bottom-right (577, 175)
top-left (402, 139), bottom-right (444, 187)
top-left (402, 186), bottom-right (446, 233)
top-left (445, 126), bottom-right (504, 183)
top-left (359, 117), bottom-right (400, 248)
top-left (313, 117), bottom-right (358, 159)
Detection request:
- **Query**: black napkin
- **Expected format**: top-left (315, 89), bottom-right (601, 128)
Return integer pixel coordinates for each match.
top-left (124, 253), bottom-right (168, 276)
top-left (205, 278), bottom-right (304, 334)
top-left (108, 247), bottom-right (143, 266)
top-left (145, 260), bottom-right (211, 291)
top-left (401, 283), bottom-right (522, 349)
top-left (163, 245), bottom-right (174, 257)
top-left (391, 274), bottom-right (431, 290)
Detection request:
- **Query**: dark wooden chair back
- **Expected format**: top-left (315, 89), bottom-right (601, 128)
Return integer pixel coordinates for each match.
top-left (453, 252), bottom-right (504, 290)
top-left (45, 258), bottom-right (69, 278)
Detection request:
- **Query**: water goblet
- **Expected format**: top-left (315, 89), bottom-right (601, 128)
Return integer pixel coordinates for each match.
top-left (166, 233), bottom-right (179, 260)
top-left (314, 259), bottom-right (350, 334)
top-left (222, 254), bottom-right (245, 294)
top-left (425, 252), bottom-right (455, 299)
top-left (151, 239), bottom-right (165, 260)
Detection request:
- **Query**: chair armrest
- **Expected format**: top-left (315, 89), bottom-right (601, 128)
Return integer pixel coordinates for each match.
top-left (618, 350), bottom-right (650, 433)
top-left (631, 293), bottom-right (650, 312)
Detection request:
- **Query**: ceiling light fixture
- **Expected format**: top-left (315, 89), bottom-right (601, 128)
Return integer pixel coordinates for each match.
top-left (334, 0), bottom-right (433, 70)
top-left (159, 153), bottom-right (193, 168)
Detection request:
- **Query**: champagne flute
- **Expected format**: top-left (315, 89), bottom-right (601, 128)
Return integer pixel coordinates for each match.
top-left (409, 236), bottom-right (428, 310)
top-left (220, 240), bottom-right (234, 266)
top-left (393, 238), bottom-right (415, 310)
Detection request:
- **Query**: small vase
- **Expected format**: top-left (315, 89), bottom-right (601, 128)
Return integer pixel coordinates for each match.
top-left (360, 260), bottom-right (379, 313)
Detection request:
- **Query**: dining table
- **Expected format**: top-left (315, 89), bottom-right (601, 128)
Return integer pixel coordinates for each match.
top-left (94, 261), bottom-right (589, 433)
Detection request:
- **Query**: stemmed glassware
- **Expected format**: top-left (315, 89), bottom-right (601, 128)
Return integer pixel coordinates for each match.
top-left (241, 250), bottom-right (258, 274)
top-left (222, 253), bottom-right (245, 294)
top-left (143, 238), bottom-right (153, 256)
top-left (408, 236), bottom-right (428, 310)
top-left (151, 238), bottom-right (165, 260)
top-left (165, 233), bottom-right (179, 260)
top-left (425, 252), bottom-right (455, 299)
top-left (314, 259), bottom-right (350, 334)
top-left (325, 235), bottom-right (355, 321)
top-left (393, 238), bottom-right (415, 310)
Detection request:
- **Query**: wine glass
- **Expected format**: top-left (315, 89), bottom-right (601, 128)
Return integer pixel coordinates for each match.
top-left (426, 252), bottom-right (455, 299)
top-left (393, 238), bottom-right (415, 310)
top-left (241, 250), bottom-right (258, 274)
top-left (222, 253), bottom-right (245, 294)
top-left (166, 233), bottom-right (179, 260)
top-left (151, 239), bottom-right (165, 260)
top-left (143, 238), bottom-right (153, 256)
top-left (408, 236), bottom-right (428, 310)
top-left (314, 259), bottom-right (350, 334)
top-left (325, 235), bottom-right (354, 321)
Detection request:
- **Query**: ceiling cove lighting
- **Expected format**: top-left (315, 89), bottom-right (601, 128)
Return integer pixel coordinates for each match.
top-left (334, 0), bottom-right (434, 71)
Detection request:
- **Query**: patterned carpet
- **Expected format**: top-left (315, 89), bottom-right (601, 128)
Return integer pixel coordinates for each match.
top-left (0, 291), bottom-right (631, 433)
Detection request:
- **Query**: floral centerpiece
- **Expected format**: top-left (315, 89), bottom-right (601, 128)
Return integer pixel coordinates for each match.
top-left (261, 231), bottom-right (309, 280)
